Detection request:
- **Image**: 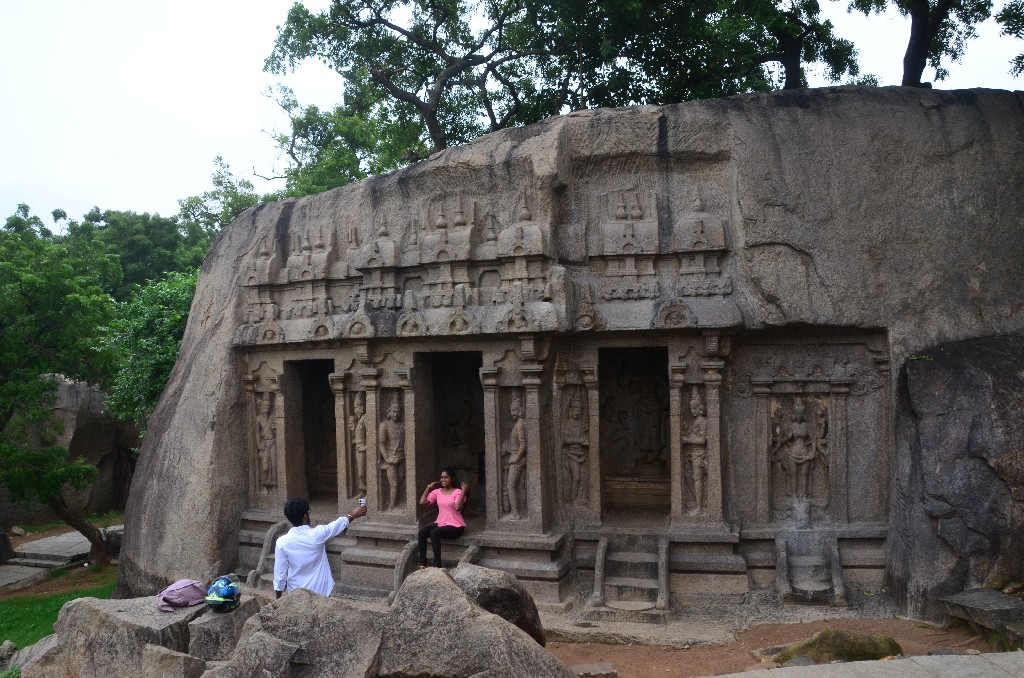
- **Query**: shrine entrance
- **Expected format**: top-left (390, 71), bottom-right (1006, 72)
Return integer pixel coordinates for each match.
top-left (598, 347), bottom-right (671, 523)
top-left (284, 360), bottom-right (337, 506)
top-left (426, 352), bottom-right (486, 516)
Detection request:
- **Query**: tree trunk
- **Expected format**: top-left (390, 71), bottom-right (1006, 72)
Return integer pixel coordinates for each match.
top-left (47, 493), bottom-right (111, 568)
top-left (902, 0), bottom-right (932, 86)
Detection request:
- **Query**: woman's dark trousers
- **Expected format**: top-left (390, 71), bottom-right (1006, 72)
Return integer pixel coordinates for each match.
top-left (417, 523), bottom-right (465, 566)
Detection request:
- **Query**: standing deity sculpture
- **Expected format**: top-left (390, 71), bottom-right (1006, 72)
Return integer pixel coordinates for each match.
top-left (772, 398), bottom-right (823, 500)
top-left (680, 387), bottom-right (708, 515)
top-left (348, 392), bottom-right (368, 498)
top-left (255, 390), bottom-right (279, 494)
top-left (378, 394), bottom-right (406, 510)
top-left (562, 393), bottom-right (589, 504)
top-left (632, 377), bottom-right (667, 473)
top-left (503, 393), bottom-right (528, 518)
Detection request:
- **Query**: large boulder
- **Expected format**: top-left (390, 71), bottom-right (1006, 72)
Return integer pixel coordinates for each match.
top-left (1, 376), bottom-right (137, 527)
top-left (378, 568), bottom-right (571, 678)
top-left (889, 333), bottom-right (1024, 619)
top-left (15, 596), bottom-right (207, 677)
top-left (452, 562), bottom-right (546, 645)
top-left (203, 588), bottom-right (382, 677)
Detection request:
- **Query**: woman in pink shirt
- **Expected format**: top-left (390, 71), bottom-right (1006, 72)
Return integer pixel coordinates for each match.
top-left (417, 467), bottom-right (468, 568)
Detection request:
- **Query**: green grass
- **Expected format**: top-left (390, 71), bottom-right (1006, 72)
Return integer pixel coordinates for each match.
top-left (0, 570), bottom-right (117, 649)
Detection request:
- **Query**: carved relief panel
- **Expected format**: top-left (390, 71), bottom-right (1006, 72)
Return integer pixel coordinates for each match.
top-left (243, 362), bottom-right (281, 504)
top-left (725, 334), bottom-right (890, 526)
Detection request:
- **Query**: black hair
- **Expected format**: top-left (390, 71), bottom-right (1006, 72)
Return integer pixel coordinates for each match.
top-left (439, 466), bottom-right (460, 488)
top-left (283, 497), bottom-right (310, 527)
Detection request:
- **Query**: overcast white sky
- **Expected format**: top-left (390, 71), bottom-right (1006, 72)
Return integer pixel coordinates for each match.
top-left (1, 1), bottom-right (1020, 228)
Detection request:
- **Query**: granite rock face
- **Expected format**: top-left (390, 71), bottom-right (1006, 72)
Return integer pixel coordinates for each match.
top-left (452, 562), bottom-right (547, 646)
top-left (890, 333), bottom-right (1024, 619)
top-left (117, 87), bottom-right (1024, 617)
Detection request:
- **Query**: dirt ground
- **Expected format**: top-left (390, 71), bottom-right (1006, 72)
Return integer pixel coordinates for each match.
top-left (546, 617), bottom-right (989, 678)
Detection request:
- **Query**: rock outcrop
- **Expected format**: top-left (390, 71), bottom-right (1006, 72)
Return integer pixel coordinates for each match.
top-left (6, 565), bottom-right (565, 678)
top-left (116, 87), bottom-right (1024, 619)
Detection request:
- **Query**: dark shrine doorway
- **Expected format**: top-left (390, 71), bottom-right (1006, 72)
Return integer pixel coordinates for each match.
top-left (291, 360), bottom-right (337, 505)
top-left (429, 352), bottom-right (485, 515)
top-left (598, 347), bottom-right (671, 522)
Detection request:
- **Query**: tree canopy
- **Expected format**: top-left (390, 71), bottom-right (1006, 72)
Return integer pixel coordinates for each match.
top-left (265, 0), bottom-right (860, 167)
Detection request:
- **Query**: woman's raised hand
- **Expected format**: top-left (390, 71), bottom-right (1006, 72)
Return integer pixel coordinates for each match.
top-left (461, 482), bottom-right (469, 492)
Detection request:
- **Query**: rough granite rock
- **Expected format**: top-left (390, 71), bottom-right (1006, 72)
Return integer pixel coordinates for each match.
top-left (17, 597), bottom-right (207, 677)
top-left (116, 87), bottom-right (1024, 609)
top-left (889, 333), bottom-right (1024, 620)
top-left (141, 643), bottom-right (207, 678)
top-left (203, 588), bottom-right (382, 678)
top-left (378, 568), bottom-right (572, 678)
top-left (769, 629), bottom-right (902, 664)
top-left (187, 594), bottom-right (261, 661)
top-left (452, 562), bottom-right (547, 645)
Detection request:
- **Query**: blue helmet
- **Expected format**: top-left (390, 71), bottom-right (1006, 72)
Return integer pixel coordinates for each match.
top-left (205, 574), bottom-right (240, 612)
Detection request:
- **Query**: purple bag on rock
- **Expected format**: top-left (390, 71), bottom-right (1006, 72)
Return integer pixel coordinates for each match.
top-left (155, 578), bottom-right (207, 611)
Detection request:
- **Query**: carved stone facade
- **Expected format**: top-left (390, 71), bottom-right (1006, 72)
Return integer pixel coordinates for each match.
top-left (120, 90), bottom-right (1024, 620)
top-left (230, 168), bottom-right (893, 611)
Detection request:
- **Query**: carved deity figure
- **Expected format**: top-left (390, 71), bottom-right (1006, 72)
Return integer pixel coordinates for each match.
top-left (562, 394), bottom-right (589, 504)
top-left (348, 392), bottom-right (368, 498)
top-left (503, 394), bottom-right (528, 518)
top-left (680, 387), bottom-right (708, 515)
top-left (632, 377), bottom-right (667, 471)
top-left (255, 390), bottom-right (279, 493)
top-left (772, 398), bottom-right (822, 500)
top-left (378, 395), bottom-right (405, 510)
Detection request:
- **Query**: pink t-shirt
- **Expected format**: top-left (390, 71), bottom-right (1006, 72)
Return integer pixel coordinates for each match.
top-left (427, 488), bottom-right (466, 528)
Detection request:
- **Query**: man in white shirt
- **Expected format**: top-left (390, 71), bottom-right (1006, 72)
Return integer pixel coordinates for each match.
top-left (273, 496), bottom-right (367, 598)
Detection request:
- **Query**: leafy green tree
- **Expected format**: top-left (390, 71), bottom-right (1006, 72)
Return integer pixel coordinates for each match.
top-left (265, 0), bottom-right (860, 174)
top-left (269, 87), bottom-right (427, 197)
top-left (70, 209), bottom-right (193, 300)
top-left (103, 269), bottom-right (198, 436)
top-left (0, 205), bottom-right (120, 566)
top-left (851, 0), bottom-right (995, 86)
top-left (998, 0), bottom-right (1024, 74)
top-left (177, 156), bottom-right (264, 239)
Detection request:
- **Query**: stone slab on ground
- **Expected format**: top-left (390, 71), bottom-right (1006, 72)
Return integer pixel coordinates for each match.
top-left (14, 530), bottom-right (93, 562)
top-left (939, 589), bottom-right (1024, 630)
top-left (0, 564), bottom-right (49, 591)
top-left (541, 611), bottom-right (737, 648)
top-left (709, 650), bottom-right (1024, 677)
top-left (570, 662), bottom-right (618, 677)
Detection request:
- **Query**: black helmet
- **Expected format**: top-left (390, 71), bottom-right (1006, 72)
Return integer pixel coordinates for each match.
top-left (205, 574), bottom-right (241, 612)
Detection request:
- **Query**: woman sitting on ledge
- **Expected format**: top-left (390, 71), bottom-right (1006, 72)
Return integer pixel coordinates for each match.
top-left (418, 467), bottom-right (468, 568)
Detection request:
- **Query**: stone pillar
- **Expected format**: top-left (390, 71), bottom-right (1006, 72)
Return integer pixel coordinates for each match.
top-left (702, 361), bottom-right (725, 523)
top-left (360, 369), bottom-right (382, 515)
top-left (752, 380), bottom-right (772, 522)
top-left (828, 380), bottom-right (851, 523)
top-left (582, 366), bottom-right (601, 524)
top-left (522, 365), bottom-right (547, 533)
top-left (481, 367), bottom-right (501, 531)
top-left (328, 373), bottom-right (350, 506)
top-left (669, 365), bottom-right (687, 525)
top-left (396, 368), bottom-right (418, 525)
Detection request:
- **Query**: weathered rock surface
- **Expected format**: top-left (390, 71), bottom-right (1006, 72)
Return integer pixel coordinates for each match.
top-left (377, 568), bottom-right (570, 677)
top-left (17, 596), bottom-right (207, 677)
top-left (1, 376), bottom-right (137, 526)
top-left (187, 594), bottom-right (260, 661)
top-left (204, 588), bottom-right (382, 677)
top-left (141, 643), bottom-right (207, 678)
top-left (117, 87), bottom-right (1024, 610)
top-left (889, 333), bottom-right (1024, 619)
top-left (452, 562), bottom-right (547, 645)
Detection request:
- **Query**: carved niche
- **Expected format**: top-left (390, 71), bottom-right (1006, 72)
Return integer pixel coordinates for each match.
top-left (243, 362), bottom-right (281, 498)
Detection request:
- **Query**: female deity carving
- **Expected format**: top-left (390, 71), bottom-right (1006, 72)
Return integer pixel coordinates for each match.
top-left (562, 393), bottom-right (589, 504)
top-left (680, 387), bottom-right (708, 515)
top-left (255, 390), bottom-right (279, 493)
top-left (773, 398), bottom-right (822, 500)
